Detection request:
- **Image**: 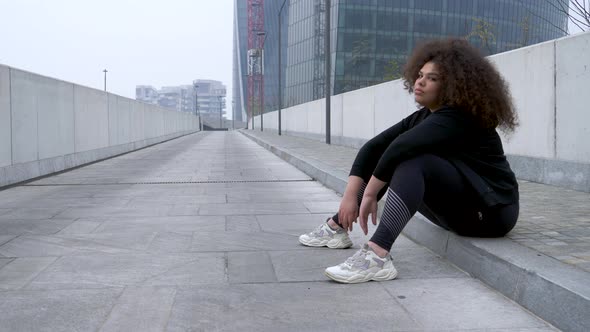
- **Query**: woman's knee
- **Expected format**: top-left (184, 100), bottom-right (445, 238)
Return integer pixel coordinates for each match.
top-left (391, 154), bottom-right (443, 182)
top-left (396, 154), bottom-right (444, 172)
top-left (489, 203), bottom-right (519, 236)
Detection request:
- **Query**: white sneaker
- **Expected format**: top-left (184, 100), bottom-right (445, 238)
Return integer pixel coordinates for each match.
top-left (299, 222), bottom-right (353, 249)
top-left (324, 244), bottom-right (398, 283)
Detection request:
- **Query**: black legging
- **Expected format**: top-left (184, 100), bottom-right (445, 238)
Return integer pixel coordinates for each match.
top-left (332, 154), bottom-right (519, 251)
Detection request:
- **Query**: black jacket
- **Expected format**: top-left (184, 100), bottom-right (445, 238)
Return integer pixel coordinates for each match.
top-left (350, 107), bottom-right (519, 207)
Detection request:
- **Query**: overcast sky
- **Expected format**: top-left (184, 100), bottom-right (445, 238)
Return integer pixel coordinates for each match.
top-left (0, 0), bottom-right (233, 102)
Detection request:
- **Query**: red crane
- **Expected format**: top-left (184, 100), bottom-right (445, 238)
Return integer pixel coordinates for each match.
top-left (247, 0), bottom-right (264, 129)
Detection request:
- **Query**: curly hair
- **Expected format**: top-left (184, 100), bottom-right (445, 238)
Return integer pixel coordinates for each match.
top-left (403, 38), bottom-right (518, 133)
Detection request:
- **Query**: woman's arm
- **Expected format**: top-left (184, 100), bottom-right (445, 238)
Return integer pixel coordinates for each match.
top-left (358, 175), bottom-right (387, 235)
top-left (348, 109), bottom-right (425, 179)
top-left (372, 109), bottom-right (473, 182)
top-left (358, 109), bottom-right (474, 234)
top-left (338, 175), bottom-right (365, 231)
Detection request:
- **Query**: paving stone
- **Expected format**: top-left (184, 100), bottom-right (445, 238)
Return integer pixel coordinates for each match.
top-left (0, 236), bottom-right (81, 257)
top-left (55, 205), bottom-right (173, 218)
top-left (0, 289), bottom-right (122, 332)
top-left (146, 232), bottom-right (194, 253)
top-left (57, 219), bottom-right (103, 234)
top-left (269, 248), bottom-right (354, 282)
top-left (1, 197), bottom-right (131, 209)
top-left (382, 278), bottom-right (553, 330)
top-left (228, 251), bottom-right (278, 283)
top-left (197, 202), bottom-right (309, 216)
top-left (226, 191), bottom-right (339, 203)
top-left (94, 215), bottom-right (225, 234)
top-left (190, 230), bottom-right (300, 252)
top-left (100, 287), bottom-right (176, 332)
top-left (0, 235), bottom-right (15, 246)
top-left (167, 204), bottom-right (200, 216)
top-left (0, 208), bottom-right (66, 220)
top-left (256, 213), bottom-right (334, 236)
top-left (302, 201), bottom-right (341, 213)
top-left (167, 283), bottom-right (419, 331)
top-left (0, 232), bottom-right (158, 257)
top-left (26, 253), bottom-right (226, 289)
top-left (390, 246), bottom-right (469, 280)
top-left (225, 215), bottom-right (261, 232)
top-left (126, 194), bottom-right (226, 205)
top-left (0, 257), bottom-right (58, 290)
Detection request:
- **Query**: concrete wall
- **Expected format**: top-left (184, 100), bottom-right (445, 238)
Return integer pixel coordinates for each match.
top-left (0, 66), bottom-right (12, 169)
top-left (255, 31), bottom-right (590, 191)
top-left (0, 65), bottom-right (199, 188)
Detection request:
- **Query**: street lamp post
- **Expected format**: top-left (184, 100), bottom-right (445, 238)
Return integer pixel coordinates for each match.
top-left (194, 83), bottom-right (201, 131)
top-left (103, 69), bottom-right (108, 91)
top-left (257, 31), bottom-right (267, 132)
top-left (218, 96), bottom-right (223, 129)
top-left (325, 0), bottom-right (331, 144)
top-left (278, 0), bottom-right (287, 136)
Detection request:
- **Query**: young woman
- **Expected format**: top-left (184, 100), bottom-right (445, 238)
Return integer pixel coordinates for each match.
top-left (299, 38), bottom-right (520, 284)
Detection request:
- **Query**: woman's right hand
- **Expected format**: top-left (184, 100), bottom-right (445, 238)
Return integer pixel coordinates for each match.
top-left (338, 195), bottom-right (359, 232)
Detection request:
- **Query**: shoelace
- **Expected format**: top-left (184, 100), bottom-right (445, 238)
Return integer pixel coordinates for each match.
top-left (310, 224), bottom-right (326, 236)
top-left (343, 248), bottom-right (369, 267)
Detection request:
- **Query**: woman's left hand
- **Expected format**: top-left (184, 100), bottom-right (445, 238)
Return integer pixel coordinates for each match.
top-left (359, 194), bottom-right (378, 235)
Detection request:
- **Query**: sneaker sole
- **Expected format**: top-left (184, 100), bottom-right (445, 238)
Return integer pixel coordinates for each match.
top-left (299, 237), bottom-right (352, 249)
top-left (327, 238), bottom-right (353, 249)
top-left (324, 268), bottom-right (398, 284)
top-left (298, 237), bottom-right (330, 247)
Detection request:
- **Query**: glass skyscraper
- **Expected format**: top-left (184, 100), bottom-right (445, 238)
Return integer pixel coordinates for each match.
top-left (233, 0), bottom-right (568, 120)
top-left (233, 0), bottom-right (249, 122)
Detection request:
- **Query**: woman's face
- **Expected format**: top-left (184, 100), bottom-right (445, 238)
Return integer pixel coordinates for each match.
top-left (414, 61), bottom-right (442, 111)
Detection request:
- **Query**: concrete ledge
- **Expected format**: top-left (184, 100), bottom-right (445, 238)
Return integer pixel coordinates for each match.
top-left (264, 128), bottom-right (369, 150)
top-left (0, 130), bottom-right (198, 188)
top-left (507, 155), bottom-right (590, 193)
top-left (404, 216), bottom-right (590, 332)
top-left (241, 130), bottom-right (590, 332)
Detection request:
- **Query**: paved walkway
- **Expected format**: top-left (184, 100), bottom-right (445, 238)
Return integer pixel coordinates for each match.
top-left (0, 131), bottom-right (556, 331)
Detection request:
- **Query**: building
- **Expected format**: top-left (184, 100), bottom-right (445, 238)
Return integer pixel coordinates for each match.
top-left (158, 85), bottom-right (194, 114)
top-left (232, 0), bottom-right (249, 122)
top-left (232, 0), bottom-right (568, 121)
top-left (135, 85), bottom-right (159, 105)
top-left (135, 80), bottom-right (226, 119)
top-left (193, 79), bottom-right (227, 117)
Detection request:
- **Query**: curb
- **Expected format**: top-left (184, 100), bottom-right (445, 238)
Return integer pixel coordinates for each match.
top-left (241, 130), bottom-right (590, 332)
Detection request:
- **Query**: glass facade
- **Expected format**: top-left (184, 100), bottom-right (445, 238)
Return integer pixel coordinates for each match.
top-left (232, 0), bottom-right (249, 122)
top-left (281, 0), bottom-right (341, 107)
top-left (332, 0), bottom-right (567, 95)
top-left (262, 0), bottom-right (290, 116)
top-left (233, 0), bottom-right (567, 118)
